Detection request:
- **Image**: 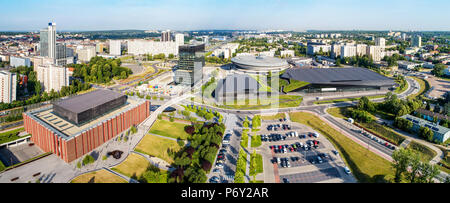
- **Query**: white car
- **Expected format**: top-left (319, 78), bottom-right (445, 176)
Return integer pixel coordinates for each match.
top-left (216, 163), bottom-right (224, 168)
top-left (344, 167), bottom-right (351, 175)
top-left (313, 133), bottom-right (319, 138)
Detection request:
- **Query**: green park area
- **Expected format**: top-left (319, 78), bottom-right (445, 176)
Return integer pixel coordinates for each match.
top-left (217, 95), bottom-right (303, 110)
top-left (407, 141), bottom-right (437, 163)
top-left (149, 119), bottom-right (190, 140)
top-left (289, 112), bottom-right (394, 183)
top-left (71, 169), bottom-right (127, 183)
top-left (260, 113), bottom-right (286, 121)
top-left (135, 134), bottom-right (182, 164)
top-left (314, 95), bottom-right (385, 105)
top-left (0, 128), bottom-right (26, 145)
top-left (111, 153), bottom-right (151, 178)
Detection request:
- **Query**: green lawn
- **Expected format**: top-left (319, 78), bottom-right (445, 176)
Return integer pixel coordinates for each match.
top-left (249, 152), bottom-right (263, 176)
top-left (260, 113), bottom-right (286, 121)
top-left (0, 127), bottom-right (26, 145)
top-left (111, 153), bottom-right (150, 178)
top-left (234, 149), bottom-right (247, 183)
top-left (326, 107), bottom-right (353, 119)
top-left (283, 79), bottom-right (310, 93)
top-left (149, 119), bottom-right (190, 140)
top-left (251, 135), bottom-right (262, 148)
top-left (394, 77), bottom-right (409, 94)
top-left (135, 134), bottom-right (182, 164)
top-left (71, 170), bottom-right (127, 183)
top-left (407, 141), bottom-right (437, 163)
top-left (289, 112), bottom-right (394, 183)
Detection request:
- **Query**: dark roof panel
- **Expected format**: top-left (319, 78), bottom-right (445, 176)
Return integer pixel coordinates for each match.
top-left (53, 89), bottom-right (126, 114)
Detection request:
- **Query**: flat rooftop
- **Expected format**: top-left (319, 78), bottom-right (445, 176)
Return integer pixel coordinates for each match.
top-left (282, 67), bottom-right (396, 87)
top-left (53, 89), bottom-right (125, 114)
top-left (232, 55), bottom-right (288, 68)
top-left (30, 99), bottom-right (141, 140)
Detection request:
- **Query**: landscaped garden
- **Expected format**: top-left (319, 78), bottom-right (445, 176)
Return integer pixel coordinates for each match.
top-left (149, 119), bottom-right (190, 140)
top-left (71, 169), bottom-right (127, 183)
top-left (135, 134), bottom-right (182, 164)
top-left (111, 153), bottom-right (151, 178)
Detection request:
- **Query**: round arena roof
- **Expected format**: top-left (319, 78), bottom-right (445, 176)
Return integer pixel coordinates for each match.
top-left (231, 55), bottom-right (289, 72)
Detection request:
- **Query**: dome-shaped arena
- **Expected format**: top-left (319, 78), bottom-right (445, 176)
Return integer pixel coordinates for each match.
top-left (231, 55), bottom-right (289, 73)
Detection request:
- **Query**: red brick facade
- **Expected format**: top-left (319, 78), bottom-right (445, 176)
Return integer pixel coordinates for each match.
top-left (23, 101), bottom-right (150, 163)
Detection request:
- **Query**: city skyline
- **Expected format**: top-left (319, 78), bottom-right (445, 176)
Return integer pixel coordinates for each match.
top-left (0, 0), bottom-right (449, 31)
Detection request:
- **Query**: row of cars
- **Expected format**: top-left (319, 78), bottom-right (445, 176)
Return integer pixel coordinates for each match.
top-left (267, 123), bottom-right (291, 131)
top-left (270, 140), bottom-right (320, 154)
top-left (360, 131), bottom-right (396, 150)
top-left (260, 132), bottom-right (319, 142)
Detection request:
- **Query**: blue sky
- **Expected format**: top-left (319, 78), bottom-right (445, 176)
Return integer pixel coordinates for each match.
top-left (0, 0), bottom-right (449, 31)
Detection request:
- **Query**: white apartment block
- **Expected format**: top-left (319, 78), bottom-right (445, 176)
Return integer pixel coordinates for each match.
top-left (0, 71), bottom-right (17, 103)
top-left (331, 44), bottom-right (342, 58)
top-left (375, 37), bottom-right (386, 48)
top-left (128, 39), bottom-right (178, 56)
top-left (281, 50), bottom-right (295, 58)
top-left (35, 65), bottom-right (69, 92)
top-left (340, 45), bottom-right (357, 59)
top-left (76, 46), bottom-right (97, 62)
top-left (356, 44), bottom-right (368, 56)
top-left (367, 46), bottom-right (382, 61)
top-left (175, 34), bottom-right (185, 46)
top-left (109, 40), bottom-right (122, 56)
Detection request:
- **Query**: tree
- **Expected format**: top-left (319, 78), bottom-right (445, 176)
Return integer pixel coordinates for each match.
top-left (243, 117), bottom-right (250, 128)
top-left (417, 163), bottom-right (440, 183)
top-left (431, 63), bottom-right (446, 77)
top-left (405, 152), bottom-right (422, 183)
top-left (419, 127), bottom-right (434, 142)
top-left (392, 148), bottom-right (413, 183)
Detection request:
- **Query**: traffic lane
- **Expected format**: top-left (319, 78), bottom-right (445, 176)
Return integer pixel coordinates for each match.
top-left (280, 167), bottom-right (341, 183)
top-left (323, 115), bottom-right (394, 156)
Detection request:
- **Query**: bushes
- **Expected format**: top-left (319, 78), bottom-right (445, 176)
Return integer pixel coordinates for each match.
top-left (82, 155), bottom-right (95, 166)
top-left (349, 109), bottom-right (373, 123)
top-left (394, 117), bottom-right (413, 133)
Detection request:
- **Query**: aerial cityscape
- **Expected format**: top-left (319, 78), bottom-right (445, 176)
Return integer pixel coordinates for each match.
top-left (0, 0), bottom-right (449, 186)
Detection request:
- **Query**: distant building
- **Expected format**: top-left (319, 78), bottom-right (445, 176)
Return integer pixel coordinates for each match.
top-left (367, 46), bottom-right (382, 61)
top-left (397, 60), bottom-right (422, 70)
top-left (175, 33), bottom-right (185, 46)
top-left (375, 37), bottom-right (386, 49)
top-left (10, 56), bottom-right (31, 67)
top-left (401, 114), bottom-right (450, 143)
top-left (174, 44), bottom-right (205, 86)
top-left (331, 44), bottom-right (342, 58)
top-left (356, 44), bottom-right (368, 56)
top-left (307, 42), bottom-right (331, 55)
top-left (161, 30), bottom-right (172, 42)
top-left (412, 35), bottom-right (422, 47)
top-left (109, 40), bottom-right (122, 56)
top-left (340, 45), bottom-right (357, 59)
top-left (76, 46), bottom-right (96, 63)
top-left (96, 43), bottom-right (106, 53)
top-left (40, 22), bottom-right (57, 61)
top-left (214, 74), bottom-right (260, 102)
top-left (0, 71), bottom-right (17, 103)
top-left (127, 39), bottom-right (178, 57)
top-left (280, 50), bottom-right (295, 58)
top-left (35, 65), bottom-right (69, 92)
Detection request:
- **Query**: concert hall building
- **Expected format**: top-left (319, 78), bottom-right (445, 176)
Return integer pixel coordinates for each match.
top-left (23, 89), bottom-right (150, 163)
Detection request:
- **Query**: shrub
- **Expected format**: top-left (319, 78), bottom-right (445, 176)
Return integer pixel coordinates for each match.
top-left (184, 126), bottom-right (196, 135)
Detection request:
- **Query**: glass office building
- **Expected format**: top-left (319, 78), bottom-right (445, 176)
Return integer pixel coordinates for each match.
top-left (174, 44), bottom-right (205, 86)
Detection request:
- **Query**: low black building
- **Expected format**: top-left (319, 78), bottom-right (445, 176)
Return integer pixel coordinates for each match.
top-left (53, 89), bottom-right (127, 125)
top-left (280, 67), bottom-right (396, 93)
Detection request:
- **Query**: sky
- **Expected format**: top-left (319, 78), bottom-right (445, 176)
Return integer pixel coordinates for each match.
top-left (0, 0), bottom-right (449, 31)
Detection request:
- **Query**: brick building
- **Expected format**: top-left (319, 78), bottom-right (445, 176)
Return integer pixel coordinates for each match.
top-left (23, 89), bottom-right (150, 163)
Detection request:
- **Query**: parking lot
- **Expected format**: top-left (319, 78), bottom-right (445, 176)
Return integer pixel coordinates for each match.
top-left (257, 117), bottom-right (357, 183)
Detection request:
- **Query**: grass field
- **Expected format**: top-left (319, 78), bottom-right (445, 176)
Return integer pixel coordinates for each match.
top-left (234, 149), bottom-right (247, 183)
top-left (289, 112), bottom-right (394, 183)
top-left (249, 152), bottom-right (263, 176)
top-left (251, 135), bottom-right (262, 148)
top-left (407, 141), bottom-right (437, 163)
top-left (260, 113), bottom-right (286, 121)
top-left (241, 132), bottom-right (249, 149)
top-left (149, 119), bottom-right (190, 140)
top-left (0, 127), bottom-right (26, 145)
top-left (111, 154), bottom-right (150, 178)
top-left (326, 107), bottom-right (352, 119)
top-left (135, 134), bottom-right (182, 164)
top-left (71, 170), bottom-right (127, 183)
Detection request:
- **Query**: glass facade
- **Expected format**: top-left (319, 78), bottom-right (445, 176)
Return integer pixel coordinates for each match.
top-left (174, 44), bottom-right (205, 86)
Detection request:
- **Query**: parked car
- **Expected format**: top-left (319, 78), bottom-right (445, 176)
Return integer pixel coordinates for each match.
top-left (344, 167), bottom-right (351, 175)
top-left (216, 163), bottom-right (224, 168)
top-left (332, 150), bottom-right (339, 155)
